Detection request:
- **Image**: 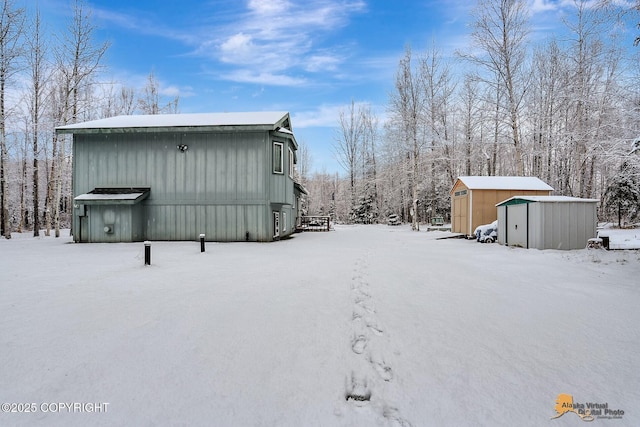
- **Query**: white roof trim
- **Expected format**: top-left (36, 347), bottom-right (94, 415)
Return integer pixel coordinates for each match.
top-left (496, 195), bottom-right (600, 206)
top-left (456, 176), bottom-right (553, 191)
top-left (56, 111), bottom-right (290, 132)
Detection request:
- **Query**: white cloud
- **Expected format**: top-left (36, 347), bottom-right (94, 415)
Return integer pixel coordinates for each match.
top-left (220, 32), bottom-right (253, 52)
top-left (529, 0), bottom-right (560, 14)
top-left (304, 54), bottom-right (341, 72)
top-left (247, 0), bottom-right (290, 15)
top-left (91, 1), bottom-right (367, 87)
top-left (221, 70), bottom-right (307, 86)
top-left (293, 101), bottom-right (386, 128)
top-left (161, 85), bottom-right (188, 98)
top-left (293, 104), bottom-right (345, 128)
top-left (92, 7), bottom-right (197, 45)
top-left (209, 0), bottom-right (366, 83)
top-left (220, 32), bottom-right (256, 64)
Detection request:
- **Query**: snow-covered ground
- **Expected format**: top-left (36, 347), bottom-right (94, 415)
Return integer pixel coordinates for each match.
top-left (598, 225), bottom-right (640, 250)
top-left (1, 225), bottom-right (639, 426)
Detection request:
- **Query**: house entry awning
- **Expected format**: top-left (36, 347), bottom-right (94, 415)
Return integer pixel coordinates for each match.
top-left (74, 188), bottom-right (150, 205)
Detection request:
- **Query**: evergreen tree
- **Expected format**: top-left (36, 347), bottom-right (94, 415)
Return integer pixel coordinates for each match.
top-left (604, 162), bottom-right (640, 226)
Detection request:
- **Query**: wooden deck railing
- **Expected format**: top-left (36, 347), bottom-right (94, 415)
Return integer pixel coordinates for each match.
top-left (298, 216), bottom-right (331, 232)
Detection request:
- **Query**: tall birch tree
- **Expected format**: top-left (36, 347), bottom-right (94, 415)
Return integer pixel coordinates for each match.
top-left (388, 47), bottom-right (424, 230)
top-left (463, 0), bottom-right (530, 176)
top-left (0, 0), bottom-right (23, 238)
top-left (50, 0), bottom-right (108, 237)
top-left (334, 99), bottom-right (365, 218)
top-left (26, 6), bottom-right (47, 236)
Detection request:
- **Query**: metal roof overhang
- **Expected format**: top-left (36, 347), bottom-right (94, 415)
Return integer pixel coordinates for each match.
top-left (56, 124), bottom-right (278, 135)
top-left (496, 196), bottom-right (600, 207)
top-left (271, 128), bottom-right (298, 149)
top-left (74, 188), bottom-right (150, 205)
top-left (55, 112), bottom-right (293, 135)
top-left (294, 182), bottom-right (309, 195)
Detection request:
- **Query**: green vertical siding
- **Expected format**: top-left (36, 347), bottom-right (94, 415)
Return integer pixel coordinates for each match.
top-left (83, 204), bottom-right (142, 243)
top-left (73, 130), bottom-right (280, 242)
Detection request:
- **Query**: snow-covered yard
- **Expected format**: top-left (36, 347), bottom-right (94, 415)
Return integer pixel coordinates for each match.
top-left (1, 225), bottom-right (639, 426)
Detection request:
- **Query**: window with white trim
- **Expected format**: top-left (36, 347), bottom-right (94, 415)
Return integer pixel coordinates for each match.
top-left (288, 148), bottom-right (294, 178)
top-left (273, 142), bottom-right (284, 174)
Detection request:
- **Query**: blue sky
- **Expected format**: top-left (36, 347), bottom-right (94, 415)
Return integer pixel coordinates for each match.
top-left (38, 0), bottom-right (638, 174)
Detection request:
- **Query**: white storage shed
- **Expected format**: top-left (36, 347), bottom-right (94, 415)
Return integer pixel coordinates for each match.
top-left (496, 196), bottom-right (599, 250)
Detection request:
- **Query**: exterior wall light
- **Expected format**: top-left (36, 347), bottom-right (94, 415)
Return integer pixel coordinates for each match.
top-left (177, 144), bottom-right (188, 152)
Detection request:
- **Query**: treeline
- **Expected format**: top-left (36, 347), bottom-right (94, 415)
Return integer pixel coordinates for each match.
top-left (1, 0), bottom-right (639, 239)
top-left (0, 0), bottom-right (179, 239)
top-left (303, 0), bottom-right (640, 227)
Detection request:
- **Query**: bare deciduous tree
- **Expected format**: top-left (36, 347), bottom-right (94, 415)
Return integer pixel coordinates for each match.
top-left (334, 100), bottom-right (365, 215)
top-left (137, 70), bottom-right (179, 115)
top-left (388, 46), bottom-right (425, 230)
top-left (420, 42), bottom-right (455, 221)
top-left (295, 139), bottom-right (312, 186)
top-left (26, 6), bottom-right (47, 237)
top-left (50, 0), bottom-right (108, 237)
top-left (459, 74), bottom-right (481, 177)
top-left (462, 0), bottom-right (530, 176)
top-left (0, 0), bottom-right (23, 238)
top-left (101, 83), bottom-right (136, 117)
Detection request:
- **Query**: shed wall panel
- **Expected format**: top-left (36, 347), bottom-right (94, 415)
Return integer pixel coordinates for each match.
top-left (498, 200), bottom-right (598, 250)
top-left (528, 203), bottom-right (543, 249)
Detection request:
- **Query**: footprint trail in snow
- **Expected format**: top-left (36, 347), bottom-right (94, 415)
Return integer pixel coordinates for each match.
top-left (342, 251), bottom-right (412, 427)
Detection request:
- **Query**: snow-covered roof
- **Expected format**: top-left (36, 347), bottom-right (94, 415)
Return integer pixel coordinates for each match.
top-left (56, 111), bottom-right (292, 134)
top-left (75, 193), bottom-right (146, 201)
top-left (74, 188), bottom-right (150, 205)
top-left (456, 176), bottom-right (553, 191)
top-left (496, 195), bottom-right (600, 206)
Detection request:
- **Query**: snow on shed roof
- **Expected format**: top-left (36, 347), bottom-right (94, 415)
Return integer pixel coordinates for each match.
top-left (496, 195), bottom-right (600, 206)
top-left (74, 188), bottom-right (150, 205)
top-left (456, 176), bottom-right (553, 191)
top-left (56, 111), bottom-right (291, 134)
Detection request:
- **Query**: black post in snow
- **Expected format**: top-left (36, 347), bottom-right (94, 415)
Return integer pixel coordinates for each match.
top-left (144, 241), bottom-right (151, 265)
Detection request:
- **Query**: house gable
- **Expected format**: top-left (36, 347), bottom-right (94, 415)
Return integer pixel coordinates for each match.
top-left (59, 112), bottom-right (299, 243)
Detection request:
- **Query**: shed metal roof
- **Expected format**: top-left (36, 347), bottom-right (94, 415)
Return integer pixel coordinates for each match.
top-left (56, 111), bottom-right (292, 134)
top-left (496, 195), bottom-right (599, 207)
top-left (454, 176), bottom-right (553, 192)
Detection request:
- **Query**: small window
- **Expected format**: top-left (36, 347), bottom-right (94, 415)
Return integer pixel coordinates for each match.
top-left (289, 148), bottom-right (294, 178)
top-left (273, 142), bottom-right (283, 174)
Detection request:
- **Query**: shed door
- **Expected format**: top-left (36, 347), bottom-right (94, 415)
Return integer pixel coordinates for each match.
top-left (452, 193), bottom-right (468, 234)
top-left (506, 204), bottom-right (528, 248)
